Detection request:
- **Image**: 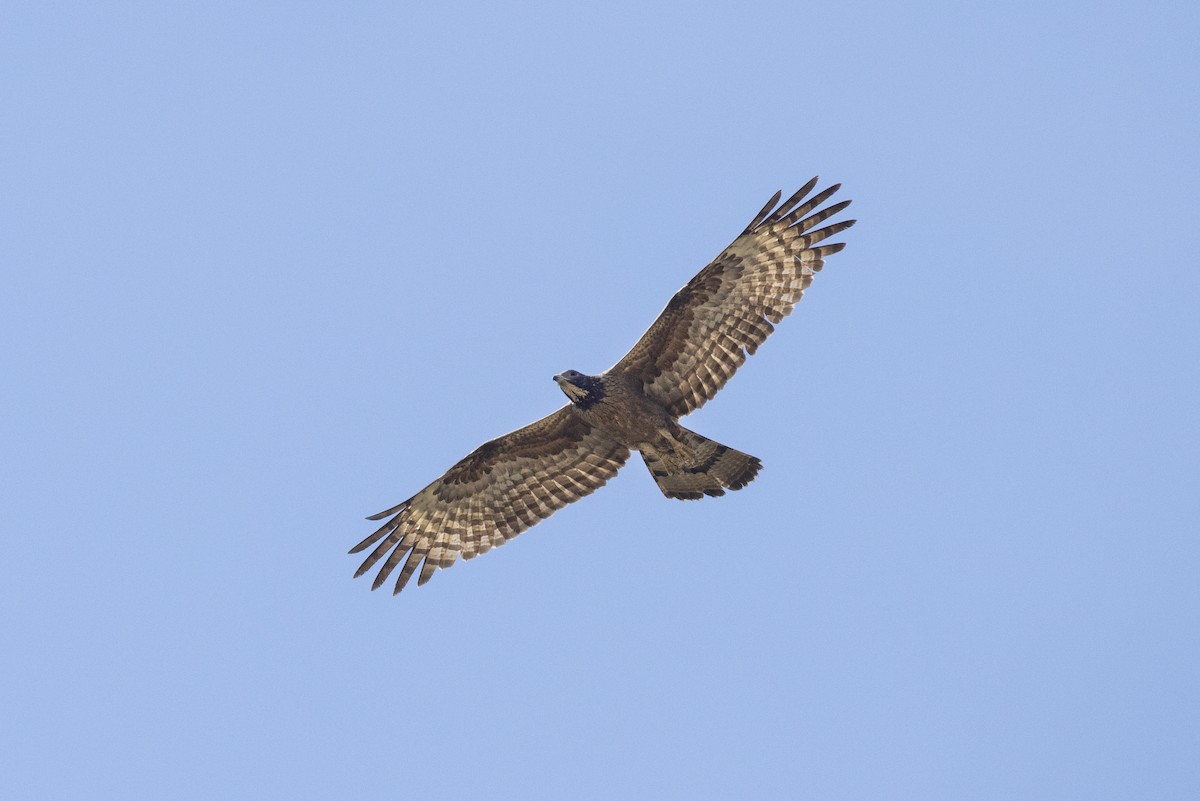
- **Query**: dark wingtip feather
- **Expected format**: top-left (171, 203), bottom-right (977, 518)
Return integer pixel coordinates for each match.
top-left (823, 199), bottom-right (854, 217)
top-left (744, 190), bottom-right (783, 233)
top-left (764, 177), bottom-right (820, 226)
top-left (349, 512), bottom-right (405, 554)
top-left (371, 569), bottom-right (389, 591)
top-left (366, 499), bottom-right (408, 521)
top-left (775, 182), bottom-right (846, 231)
top-left (348, 532), bottom-right (382, 555)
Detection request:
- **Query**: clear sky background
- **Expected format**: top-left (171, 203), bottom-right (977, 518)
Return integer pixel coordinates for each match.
top-left (3, 2), bottom-right (1198, 799)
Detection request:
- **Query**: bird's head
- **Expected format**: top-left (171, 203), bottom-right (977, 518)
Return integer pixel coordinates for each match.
top-left (554, 370), bottom-right (605, 409)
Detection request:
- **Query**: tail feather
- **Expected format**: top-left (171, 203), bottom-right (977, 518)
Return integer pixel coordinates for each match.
top-left (641, 427), bottom-right (761, 500)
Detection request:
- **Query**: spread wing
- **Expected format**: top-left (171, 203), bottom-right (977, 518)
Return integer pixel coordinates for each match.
top-left (610, 178), bottom-right (855, 417)
top-left (349, 407), bottom-right (630, 594)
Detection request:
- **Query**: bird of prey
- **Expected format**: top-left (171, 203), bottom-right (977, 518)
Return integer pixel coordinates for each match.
top-left (350, 178), bottom-right (855, 594)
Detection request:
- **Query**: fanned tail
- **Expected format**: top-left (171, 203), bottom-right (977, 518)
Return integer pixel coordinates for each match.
top-left (641, 426), bottom-right (761, 500)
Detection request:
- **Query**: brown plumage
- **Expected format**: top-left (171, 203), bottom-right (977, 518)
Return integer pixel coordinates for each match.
top-left (350, 178), bottom-right (855, 593)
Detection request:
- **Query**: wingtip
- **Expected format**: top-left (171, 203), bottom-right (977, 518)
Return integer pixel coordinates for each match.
top-left (366, 499), bottom-right (409, 521)
top-left (417, 563), bottom-right (438, 587)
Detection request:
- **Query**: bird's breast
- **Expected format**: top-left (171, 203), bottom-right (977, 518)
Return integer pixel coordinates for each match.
top-left (578, 383), bottom-right (669, 447)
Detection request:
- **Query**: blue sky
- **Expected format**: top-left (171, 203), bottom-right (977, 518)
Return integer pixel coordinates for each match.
top-left (3, 2), bottom-right (1198, 799)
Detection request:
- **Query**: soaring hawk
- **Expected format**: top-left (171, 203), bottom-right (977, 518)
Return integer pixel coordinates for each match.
top-left (351, 178), bottom-right (855, 593)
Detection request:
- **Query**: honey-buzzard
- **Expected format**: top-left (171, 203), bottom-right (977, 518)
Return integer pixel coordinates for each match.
top-left (350, 178), bottom-right (855, 593)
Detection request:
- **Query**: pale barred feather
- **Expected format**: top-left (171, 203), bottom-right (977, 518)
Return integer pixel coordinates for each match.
top-left (421, 504), bottom-right (455, 582)
top-left (414, 508), bottom-right (446, 580)
top-left (611, 180), bottom-right (854, 417)
top-left (460, 490), bottom-right (485, 560)
top-left (398, 542), bottom-right (429, 590)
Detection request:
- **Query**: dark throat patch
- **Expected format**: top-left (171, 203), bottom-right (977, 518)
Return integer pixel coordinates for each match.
top-left (564, 374), bottom-right (606, 410)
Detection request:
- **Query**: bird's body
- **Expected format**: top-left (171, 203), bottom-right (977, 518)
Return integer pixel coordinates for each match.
top-left (555, 369), bottom-right (761, 500)
top-left (555, 371), bottom-right (667, 449)
top-left (351, 178), bottom-right (855, 593)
